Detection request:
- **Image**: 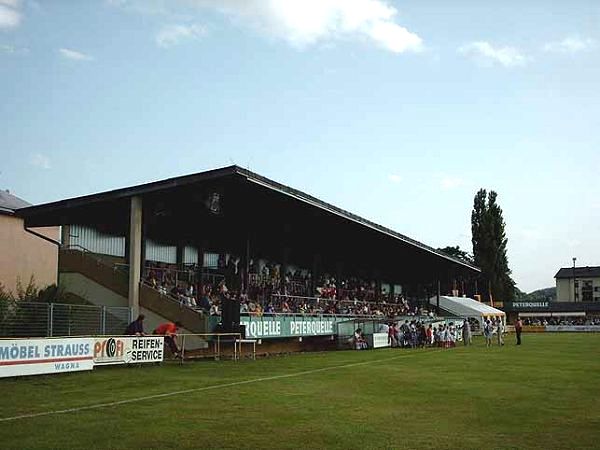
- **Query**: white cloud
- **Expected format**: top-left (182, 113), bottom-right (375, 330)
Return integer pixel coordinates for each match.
top-left (440, 176), bottom-right (464, 190)
top-left (156, 23), bottom-right (206, 48)
top-left (59, 48), bottom-right (94, 61)
top-left (0, 0), bottom-right (22, 29)
top-left (112, 0), bottom-right (423, 54)
top-left (29, 153), bottom-right (51, 170)
top-left (458, 41), bottom-right (526, 67)
top-left (388, 174), bottom-right (402, 183)
top-left (543, 36), bottom-right (596, 53)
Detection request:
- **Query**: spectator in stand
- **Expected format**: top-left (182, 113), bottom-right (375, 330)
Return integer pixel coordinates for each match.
top-left (154, 321), bottom-right (182, 357)
top-left (210, 299), bottom-right (220, 316)
top-left (125, 314), bottom-right (145, 336)
top-left (198, 289), bottom-right (211, 313)
top-left (515, 317), bottom-right (523, 345)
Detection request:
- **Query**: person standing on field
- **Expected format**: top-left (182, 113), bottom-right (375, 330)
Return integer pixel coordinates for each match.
top-left (496, 318), bottom-right (505, 346)
top-left (515, 317), bottom-right (523, 345)
top-left (462, 319), bottom-right (472, 346)
top-left (484, 319), bottom-right (493, 347)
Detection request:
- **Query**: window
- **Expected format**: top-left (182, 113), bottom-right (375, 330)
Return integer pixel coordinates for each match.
top-left (203, 252), bottom-right (219, 269)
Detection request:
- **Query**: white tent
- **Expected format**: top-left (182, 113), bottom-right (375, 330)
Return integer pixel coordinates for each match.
top-left (429, 296), bottom-right (505, 328)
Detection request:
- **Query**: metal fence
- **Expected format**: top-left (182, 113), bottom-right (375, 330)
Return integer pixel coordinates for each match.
top-left (0, 301), bottom-right (132, 338)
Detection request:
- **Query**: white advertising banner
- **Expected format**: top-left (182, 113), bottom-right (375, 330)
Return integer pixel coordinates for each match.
top-left (0, 338), bottom-right (94, 378)
top-left (369, 333), bottom-right (390, 349)
top-left (545, 325), bottom-right (600, 333)
top-left (93, 336), bottom-right (165, 365)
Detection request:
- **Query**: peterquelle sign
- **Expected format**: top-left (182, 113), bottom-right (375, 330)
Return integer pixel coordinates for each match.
top-left (240, 316), bottom-right (336, 339)
top-left (0, 338), bottom-right (94, 378)
top-left (93, 337), bottom-right (164, 365)
top-left (508, 301), bottom-right (549, 309)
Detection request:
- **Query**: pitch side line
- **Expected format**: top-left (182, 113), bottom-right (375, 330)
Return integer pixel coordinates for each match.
top-left (0, 349), bottom-right (444, 423)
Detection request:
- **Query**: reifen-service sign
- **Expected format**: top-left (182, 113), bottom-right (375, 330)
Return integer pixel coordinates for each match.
top-left (93, 336), bottom-right (164, 365)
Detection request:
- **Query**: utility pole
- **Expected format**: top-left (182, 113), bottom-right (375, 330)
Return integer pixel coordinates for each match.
top-left (572, 257), bottom-right (577, 302)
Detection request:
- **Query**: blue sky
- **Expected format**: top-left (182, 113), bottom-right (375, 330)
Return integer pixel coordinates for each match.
top-left (1, 0), bottom-right (599, 292)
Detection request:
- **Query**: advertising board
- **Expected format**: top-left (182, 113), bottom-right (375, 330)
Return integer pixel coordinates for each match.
top-left (93, 336), bottom-right (164, 365)
top-left (0, 338), bottom-right (94, 378)
top-left (545, 325), bottom-right (600, 333)
top-left (369, 332), bottom-right (390, 349)
top-left (240, 316), bottom-right (337, 339)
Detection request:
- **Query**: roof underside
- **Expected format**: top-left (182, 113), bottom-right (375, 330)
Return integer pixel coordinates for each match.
top-left (17, 165), bottom-right (479, 281)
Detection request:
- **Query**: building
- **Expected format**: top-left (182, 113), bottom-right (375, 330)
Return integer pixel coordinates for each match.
top-left (502, 266), bottom-right (600, 323)
top-left (15, 166), bottom-right (481, 350)
top-left (555, 266), bottom-right (600, 303)
top-left (0, 190), bottom-right (59, 295)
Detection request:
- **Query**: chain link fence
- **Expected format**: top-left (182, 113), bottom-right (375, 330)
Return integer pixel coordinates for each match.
top-left (0, 301), bottom-right (132, 338)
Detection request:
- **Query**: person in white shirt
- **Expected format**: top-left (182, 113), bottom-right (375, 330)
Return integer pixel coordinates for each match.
top-left (462, 319), bottom-right (472, 346)
top-left (496, 318), bottom-right (504, 346)
top-left (484, 319), bottom-right (493, 347)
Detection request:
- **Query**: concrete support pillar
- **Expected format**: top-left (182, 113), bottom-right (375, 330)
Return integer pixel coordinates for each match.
top-left (61, 225), bottom-right (71, 248)
top-left (128, 196), bottom-right (143, 317)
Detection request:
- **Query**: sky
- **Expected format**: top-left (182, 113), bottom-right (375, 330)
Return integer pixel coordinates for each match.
top-left (1, 0), bottom-right (599, 293)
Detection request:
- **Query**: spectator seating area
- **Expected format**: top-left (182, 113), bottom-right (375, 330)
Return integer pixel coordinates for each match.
top-left (141, 258), bottom-right (436, 320)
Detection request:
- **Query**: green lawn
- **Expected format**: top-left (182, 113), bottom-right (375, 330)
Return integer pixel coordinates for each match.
top-left (1, 334), bottom-right (600, 450)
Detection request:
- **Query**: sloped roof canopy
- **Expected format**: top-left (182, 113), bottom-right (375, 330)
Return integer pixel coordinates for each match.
top-left (17, 166), bottom-right (479, 284)
top-left (430, 296), bottom-right (505, 318)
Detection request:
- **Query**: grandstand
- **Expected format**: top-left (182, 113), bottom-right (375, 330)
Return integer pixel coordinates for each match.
top-left (15, 166), bottom-right (480, 352)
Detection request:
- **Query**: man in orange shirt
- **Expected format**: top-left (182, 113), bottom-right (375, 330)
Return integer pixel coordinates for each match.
top-left (154, 321), bottom-right (182, 356)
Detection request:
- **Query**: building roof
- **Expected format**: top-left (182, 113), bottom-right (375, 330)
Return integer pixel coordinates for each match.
top-left (430, 296), bottom-right (505, 318)
top-left (555, 266), bottom-right (600, 279)
top-left (0, 189), bottom-right (31, 215)
top-left (16, 165), bottom-right (480, 273)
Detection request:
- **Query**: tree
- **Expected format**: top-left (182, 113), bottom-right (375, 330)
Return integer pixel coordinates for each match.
top-left (437, 246), bottom-right (474, 265)
top-left (471, 189), bottom-right (515, 303)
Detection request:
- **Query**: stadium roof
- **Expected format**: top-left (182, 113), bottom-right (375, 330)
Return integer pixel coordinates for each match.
top-left (0, 189), bottom-right (30, 215)
top-left (16, 165), bottom-right (479, 277)
top-left (555, 266), bottom-right (600, 279)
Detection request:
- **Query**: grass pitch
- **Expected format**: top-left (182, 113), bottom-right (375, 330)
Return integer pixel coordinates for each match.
top-left (1, 333), bottom-right (600, 450)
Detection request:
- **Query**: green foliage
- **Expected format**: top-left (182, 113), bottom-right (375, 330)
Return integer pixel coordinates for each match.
top-left (471, 189), bottom-right (515, 302)
top-left (437, 245), bottom-right (474, 264)
top-left (516, 287), bottom-right (556, 302)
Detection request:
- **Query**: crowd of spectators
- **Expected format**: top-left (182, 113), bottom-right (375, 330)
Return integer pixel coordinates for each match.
top-left (142, 260), bottom-right (435, 320)
top-left (522, 316), bottom-right (600, 326)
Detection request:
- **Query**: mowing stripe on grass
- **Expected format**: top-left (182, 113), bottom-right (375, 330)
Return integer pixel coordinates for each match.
top-left (0, 349), bottom-right (444, 423)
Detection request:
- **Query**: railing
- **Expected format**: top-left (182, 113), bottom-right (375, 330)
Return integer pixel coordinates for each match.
top-left (62, 245), bottom-right (205, 316)
top-left (0, 301), bottom-right (132, 338)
